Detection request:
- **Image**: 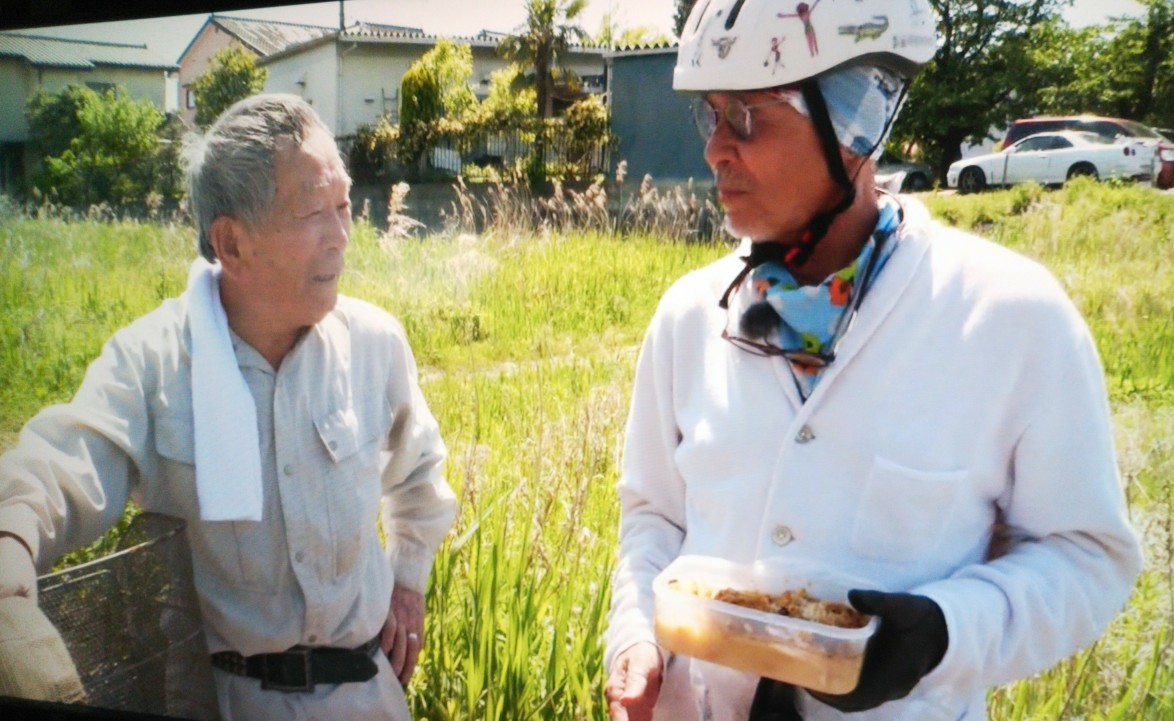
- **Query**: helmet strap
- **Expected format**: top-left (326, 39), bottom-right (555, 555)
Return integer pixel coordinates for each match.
top-left (776, 80), bottom-right (859, 271)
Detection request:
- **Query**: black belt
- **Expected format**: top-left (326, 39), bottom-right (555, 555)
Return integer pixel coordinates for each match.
top-left (210, 636), bottom-right (381, 692)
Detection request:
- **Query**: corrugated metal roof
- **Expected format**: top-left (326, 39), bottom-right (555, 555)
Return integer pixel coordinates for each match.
top-left (211, 15), bottom-right (340, 57)
top-left (0, 32), bottom-right (177, 70)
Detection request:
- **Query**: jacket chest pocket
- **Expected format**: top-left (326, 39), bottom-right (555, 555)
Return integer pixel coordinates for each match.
top-left (849, 457), bottom-right (967, 563)
top-left (314, 407), bottom-right (384, 581)
top-left (153, 414), bottom-right (281, 593)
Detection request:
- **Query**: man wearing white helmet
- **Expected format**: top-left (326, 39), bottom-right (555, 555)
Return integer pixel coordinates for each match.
top-left (603, 1), bottom-right (1142, 720)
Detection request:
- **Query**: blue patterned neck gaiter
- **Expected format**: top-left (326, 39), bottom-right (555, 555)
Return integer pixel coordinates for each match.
top-left (740, 197), bottom-right (902, 395)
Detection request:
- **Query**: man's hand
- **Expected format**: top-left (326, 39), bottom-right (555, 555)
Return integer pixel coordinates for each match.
top-left (605, 641), bottom-right (663, 721)
top-left (809, 589), bottom-right (948, 712)
top-left (381, 585), bottom-right (424, 686)
top-left (0, 534), bottom-right (37, 603)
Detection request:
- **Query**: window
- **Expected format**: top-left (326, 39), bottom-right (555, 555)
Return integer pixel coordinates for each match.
top-left (186, 89), bottom-right (196, 109)
top-left (85, 81), bottom-right (115, 94)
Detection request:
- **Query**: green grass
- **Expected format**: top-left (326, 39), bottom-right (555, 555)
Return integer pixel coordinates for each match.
top-left (1, 181), bottom-right (1171, 719)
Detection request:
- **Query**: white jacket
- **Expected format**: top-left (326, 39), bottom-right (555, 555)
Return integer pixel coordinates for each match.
top-left (604, 197), bottom-right (1142, 721)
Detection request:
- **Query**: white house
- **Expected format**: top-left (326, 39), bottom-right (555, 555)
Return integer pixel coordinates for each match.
top-left (258, 25), bottom-right (608, 138)
top-left (176, 15), bottom-right (424, 128)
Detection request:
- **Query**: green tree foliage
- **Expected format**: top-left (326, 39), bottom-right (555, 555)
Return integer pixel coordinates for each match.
top-left (498, 0), bottom-right (589, 119)
top-left (349, 115), bottom-right (400, 183)
top-left (25, 84), bottom-right (90, 160)
top-left (398, 39), bottom-right (478, 176)
top-left (562, 94), bottom-right (613, 177)
top-left (190, 46), bottom-right (268, 130)
top-left (593, 13), bottom-right (671, 49)
top-left (892, 0), bottom-right (1065, 180)
top-left (674, 0), bottom-right (698, 38)
top-left (25, 85), bottom-right (176, 206)
top-left (1099, 0), bottom-right (1174, 128)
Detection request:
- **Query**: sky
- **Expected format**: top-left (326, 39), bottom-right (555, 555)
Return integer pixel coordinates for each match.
top-left (15, 0), bottom-right (1147, 67)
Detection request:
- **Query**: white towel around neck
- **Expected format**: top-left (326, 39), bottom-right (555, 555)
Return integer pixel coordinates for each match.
top-left (187, 258), bottom-right (264, 522)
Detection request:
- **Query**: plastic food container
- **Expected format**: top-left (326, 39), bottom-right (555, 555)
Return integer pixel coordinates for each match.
top-left (653, 556), bottom-right (880, 695)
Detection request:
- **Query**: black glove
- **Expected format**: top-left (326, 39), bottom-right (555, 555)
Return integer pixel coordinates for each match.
top-left (809, 589), bottom-right (949, 712)
top-left (748, 676), bottom-right (802, 721)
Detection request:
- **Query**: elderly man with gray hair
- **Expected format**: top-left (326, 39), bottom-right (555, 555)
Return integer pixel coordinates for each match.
top-left (0, 93), bottom-right (457, 720)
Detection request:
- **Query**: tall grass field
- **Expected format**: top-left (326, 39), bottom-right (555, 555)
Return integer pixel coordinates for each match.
top-left (1, 180), bottom-right (1171, 720)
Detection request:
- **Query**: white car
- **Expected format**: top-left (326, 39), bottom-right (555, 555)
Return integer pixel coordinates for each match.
top-left (946, 131), bottom-right (1155, 193)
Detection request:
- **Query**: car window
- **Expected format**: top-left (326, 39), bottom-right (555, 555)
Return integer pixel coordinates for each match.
top-left (1007, 120), bottom-right (1063, 145)
top-left (1117, 120), bottom-right (1161, 138)
top-left (1049, 136), bottom-right (1074, 149)
top-left (1015, 136), bottom-right (1051, 152)
top-left (1079, 121), bottom-right (1124, 139)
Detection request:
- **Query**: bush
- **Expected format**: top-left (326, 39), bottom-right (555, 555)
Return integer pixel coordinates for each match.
top-left (350, 116), bottom-right (400, 183)
top-left (190, 47), bottom-right (267, 130)
top-left (25, 85), bottom-right (175, 207)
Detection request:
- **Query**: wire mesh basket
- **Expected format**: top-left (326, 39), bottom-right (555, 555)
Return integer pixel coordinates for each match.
top-left (36, 513), bottom-right (219, 720)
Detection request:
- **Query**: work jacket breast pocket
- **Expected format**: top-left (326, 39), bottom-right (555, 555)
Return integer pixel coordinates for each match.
top-left (849, 457), bottom-right (967, 563)
top-left (314, 406), bottom-right (385, 582)
top-left (153, 414), bottom-right (280, 593)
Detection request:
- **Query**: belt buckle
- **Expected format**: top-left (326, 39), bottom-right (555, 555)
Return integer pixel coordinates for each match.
top-left (260, 648), bottom-right (314, 692)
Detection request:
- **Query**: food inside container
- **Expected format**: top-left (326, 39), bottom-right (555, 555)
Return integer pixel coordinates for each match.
top-left (653, 556), bottom-right (880, 695)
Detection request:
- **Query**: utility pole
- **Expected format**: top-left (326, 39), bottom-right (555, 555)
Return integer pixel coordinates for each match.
top-left (339, 0), bottom-right (346, 30)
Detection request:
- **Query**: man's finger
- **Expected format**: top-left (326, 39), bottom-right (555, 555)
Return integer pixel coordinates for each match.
top-left (399, 631), bottom-right (420, 685)
top-left (620, 668), bottom-right (649, 702)
top-left (389, 626), bottom-right (407, 678)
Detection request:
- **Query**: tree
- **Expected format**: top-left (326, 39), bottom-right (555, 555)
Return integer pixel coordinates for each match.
top-left (190, 46), bottom-right (268, 129)
top-left (594, 12), bottom-right (671, 49)
top-left (498, 0), bottom-right (589, 119)
top-left (891, 0), bottom-right (1066, 180)
top-left (1098, 0), bottom-right (1174, 128)
top-left (398, 39), bottom-right (478, 177)
top-left (674, 0), bottom-right (698, 38)
top-left (25, 85), bottom-right (170, 206)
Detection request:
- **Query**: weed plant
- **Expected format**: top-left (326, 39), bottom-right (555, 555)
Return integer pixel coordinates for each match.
top-left (0, 181), bottom-right (1170, 719)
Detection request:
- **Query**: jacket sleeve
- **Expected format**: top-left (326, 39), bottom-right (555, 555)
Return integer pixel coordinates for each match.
top-left (913, 290), bottom-right (1143, 699)
top-left (603, 296), bottom-right (689, 673)
top-left (0, 333), bottom-right (149, 572)
top-left (378, 328), bottom-right (457, 594)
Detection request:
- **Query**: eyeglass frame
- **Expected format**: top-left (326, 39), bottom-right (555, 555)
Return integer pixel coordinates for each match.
top-left (691, 94), bottom-right (801, 142)
top-left (718, 234), bottom-right (890, 368)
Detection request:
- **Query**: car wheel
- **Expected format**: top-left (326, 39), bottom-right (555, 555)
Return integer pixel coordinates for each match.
top-left (902, 172), bottom-right (930, 192)
top-left (958, 167), bottom-right (986, 194)
top-left (1066, 163), bottom-right (1098, 181)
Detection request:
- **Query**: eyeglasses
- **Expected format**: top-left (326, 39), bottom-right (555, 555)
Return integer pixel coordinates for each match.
top-left (691, 95), bottom-right (796, 142)
top-left (719, 236), bottom-right (888, 368)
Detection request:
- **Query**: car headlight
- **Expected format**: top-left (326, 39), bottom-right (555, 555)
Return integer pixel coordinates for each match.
top-left (1160, 148), bottom-right (1174, 162)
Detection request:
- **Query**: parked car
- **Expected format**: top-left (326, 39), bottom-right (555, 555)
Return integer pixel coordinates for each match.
top-left (999, 115), bottom-right (1173, 189)
top-left (875, 152), bottom-right (933, 191)
top-left (1150, 129), bottom-right (1174, 189)
top-left (946, 130), bottom-right (1154, 193)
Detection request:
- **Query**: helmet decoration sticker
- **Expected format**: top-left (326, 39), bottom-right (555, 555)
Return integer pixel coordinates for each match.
top-left (713, 36), bottom-right (739, 59)
top-left (839, 16), bottom-right (890, 43)
top-left (674, 0), bottom-right (938, 93)
top-left (764, 36), bottom-right (786, 74)
top-left (777, 1), bottom-right (822, 57)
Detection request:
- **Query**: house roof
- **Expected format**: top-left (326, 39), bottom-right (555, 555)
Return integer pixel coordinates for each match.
top-left (260, 24), bottom-right (608, 64)
top-left (177, 15), bottom-right (338, 63)
top-left (605, 42), bottom-right (679, 59)
top-left (179, 15), bottom-right (428, 65)
top-left (0, 31), bottom-right (178, 71)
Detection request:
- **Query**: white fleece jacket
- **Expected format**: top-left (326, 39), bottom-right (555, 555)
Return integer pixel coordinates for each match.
top-left (604, 196), bottom-right (1143, 721)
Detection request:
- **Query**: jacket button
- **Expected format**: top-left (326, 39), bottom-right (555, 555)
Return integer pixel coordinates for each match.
top-left (283, 464), bottom-right (295, 476)
top-left (328, 440), bottom-right (339, 451)
top-left (795, 425), bottom-right (815, 443)
top-left (772, 525), bottom-right (794, 546)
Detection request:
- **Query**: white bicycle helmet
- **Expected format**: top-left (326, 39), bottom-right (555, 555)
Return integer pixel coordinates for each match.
top-left (674, 0), bottom-right (937, 92)
top-left (675, 0), bottom-right (938, 269)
